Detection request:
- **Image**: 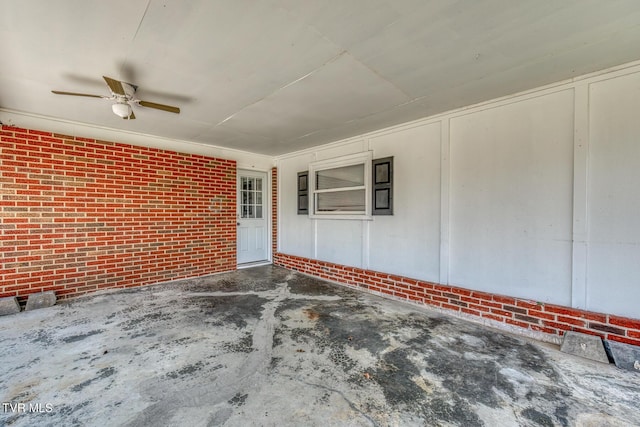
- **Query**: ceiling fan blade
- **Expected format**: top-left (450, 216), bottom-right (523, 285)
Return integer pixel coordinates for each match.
top-left (138, 100), bottom-right (180, 114)
top-left (52, 90), bottom-right (106, 98)
top-left (103, 76), bottom-right (126, 96)
top-left (123, 111), bottom-right (136, 120)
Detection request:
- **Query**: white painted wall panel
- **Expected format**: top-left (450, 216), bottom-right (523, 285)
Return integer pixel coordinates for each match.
top-left (368, 123), bottom-right (441, 281)
top-left (316, 220), bottom-right (363, 267)
top-left (278, 154), bottom-right (315, 258)
top-left (587, 72), bottom-right (640, 318)
top-left (449, 90), bottom-right (574, 304)
top-left (314, 140), bottom-right (366, 161)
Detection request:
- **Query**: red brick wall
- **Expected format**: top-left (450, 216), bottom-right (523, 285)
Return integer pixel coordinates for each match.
top-left (1, 125), bottom-right (237, 302)
top-left (273, 252), bottom-right (640, 346)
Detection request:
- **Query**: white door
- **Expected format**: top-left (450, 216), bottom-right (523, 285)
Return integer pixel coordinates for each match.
top-left (237, 170), bottom-right (268, 264)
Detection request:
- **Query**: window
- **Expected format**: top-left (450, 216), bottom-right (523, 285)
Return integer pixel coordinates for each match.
top-left (240, 176), bottom-right (263, 219)
top-left (308, 152), bottom-right (372, 219)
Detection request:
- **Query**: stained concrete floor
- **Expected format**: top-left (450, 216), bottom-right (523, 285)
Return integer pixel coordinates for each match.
top-left (1, 266), bottom-right (639, 427)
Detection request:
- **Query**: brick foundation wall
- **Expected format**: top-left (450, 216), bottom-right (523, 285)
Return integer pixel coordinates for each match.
top-left (1, 125), bottom-right (237, 302)
top-left (273, 252), bottom-right (640, 346)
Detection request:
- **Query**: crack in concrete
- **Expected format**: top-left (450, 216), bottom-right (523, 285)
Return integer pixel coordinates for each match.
top-left (285, 375), bottom-right (380, 427)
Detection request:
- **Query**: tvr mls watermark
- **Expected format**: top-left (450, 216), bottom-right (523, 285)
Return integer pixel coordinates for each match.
top-left (2, 402), bottom-right (54, 413)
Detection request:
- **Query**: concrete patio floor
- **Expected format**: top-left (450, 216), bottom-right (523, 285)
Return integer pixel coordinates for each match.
top-left (1, 265), bottom-right (639, 427)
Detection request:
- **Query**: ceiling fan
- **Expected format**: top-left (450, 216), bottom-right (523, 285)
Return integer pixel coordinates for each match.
top-left (52, 76), bottom-right (180, 120)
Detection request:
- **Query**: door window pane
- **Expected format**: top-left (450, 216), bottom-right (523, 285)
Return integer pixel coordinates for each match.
top-left (240, 175), bottom-right (264, 219)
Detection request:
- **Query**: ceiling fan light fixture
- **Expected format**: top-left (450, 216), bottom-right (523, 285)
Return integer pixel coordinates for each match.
top-left (52, 76), bottom-right (180, 120)
top-left (112, 102), bottom-right (131, 118)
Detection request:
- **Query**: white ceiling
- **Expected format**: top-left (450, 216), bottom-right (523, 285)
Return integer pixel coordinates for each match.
top-left (2, 0), bottom-right (640, 156)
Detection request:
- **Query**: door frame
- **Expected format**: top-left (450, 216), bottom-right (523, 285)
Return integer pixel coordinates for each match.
top-left (236, 169), bottom-right (272, 267)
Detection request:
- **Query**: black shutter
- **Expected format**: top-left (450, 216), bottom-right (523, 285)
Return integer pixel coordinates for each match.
top-left (372, 157), bottom-right (393, 215)
top-left (297, 171), bottom-right (309, 215)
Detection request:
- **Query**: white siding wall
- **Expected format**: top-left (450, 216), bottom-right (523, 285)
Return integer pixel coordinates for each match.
top-left (278, 153), bottom-right (315, 259)
top-left (277, 60), bottom-right (640, 319)
top-left (368, 123), bottom-right (441, 281)
top-left (449, 90), bottom-right (575, 304)
top-left (586, 71), bottom-right (640, 317)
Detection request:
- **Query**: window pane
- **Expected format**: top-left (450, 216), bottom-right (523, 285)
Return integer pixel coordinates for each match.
top-left (242, 191), bottom-right (248, 204)
top-left (256, 206), bottom-right (262, 219)
top-left (316, 164), bottom-right (364, 190)
top-left (247, 191), bottom-right (254, 204)
top-left (256, 192), bottom-right (262, 204)
top-left (242, 177), bottom-right (248, 190)
top-left (248, 205), bottom-right (254, 218)
top-left (256, 178), bottom-right (262, 190)
top-left (316, 189), bottom-right (365, 212)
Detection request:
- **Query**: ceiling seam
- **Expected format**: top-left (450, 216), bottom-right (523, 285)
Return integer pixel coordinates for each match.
top-left (273, 4), bottom-right (412, 101)
top-left (118, 0), bottom-right (152, 79)
top-left (214, 51), bottom-right (348, 127)
top-left (341, 51), bottom-right (414, 101)
top-left (284, 98), bottom-right (424, 145)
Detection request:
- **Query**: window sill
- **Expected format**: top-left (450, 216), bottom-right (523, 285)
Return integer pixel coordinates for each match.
top-left (309, 214), bottom-right (373, 221)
